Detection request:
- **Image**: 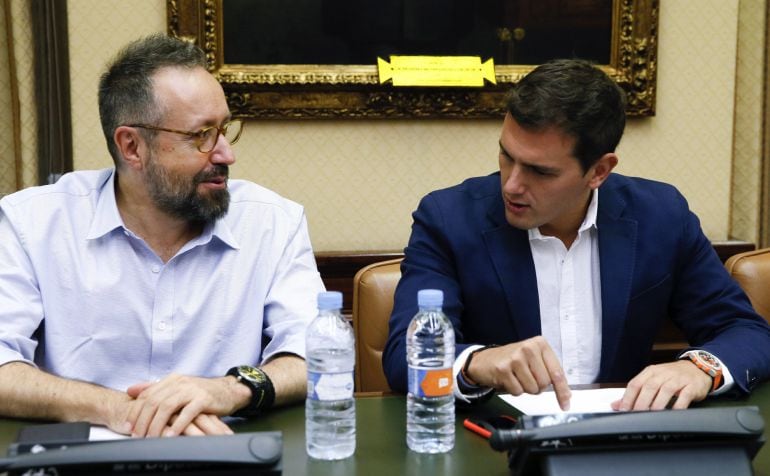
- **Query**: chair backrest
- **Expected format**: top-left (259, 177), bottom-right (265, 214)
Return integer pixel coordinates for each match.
top-left (725, 247), bottom-right (770, 322)
top-left (352, 258), bottom-right (402, 393)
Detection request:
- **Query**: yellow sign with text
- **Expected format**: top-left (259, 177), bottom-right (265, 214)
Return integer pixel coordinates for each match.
top-left (377, 56), bottom-right (496, 87)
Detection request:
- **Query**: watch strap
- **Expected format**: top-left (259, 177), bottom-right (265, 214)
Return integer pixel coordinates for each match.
top-left (461, 344), bottom-right (498, 387)
top-left (226, 365), bottom-right (275, 417)
top-left (683, 350), bottom-right (723, 392)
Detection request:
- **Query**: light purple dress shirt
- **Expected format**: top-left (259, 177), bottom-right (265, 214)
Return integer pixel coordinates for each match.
top-left (0, 168), bottom-right (325, 391)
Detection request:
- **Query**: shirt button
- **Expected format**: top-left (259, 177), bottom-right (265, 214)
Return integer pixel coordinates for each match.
top-left (151, 265), bottom-right (161, 273)
top-left (158, 321), bottom-right (167, 330)
top-left (567, 368), bottom-right (574, 375)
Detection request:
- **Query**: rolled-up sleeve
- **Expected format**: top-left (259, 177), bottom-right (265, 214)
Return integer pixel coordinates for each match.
top-left (0, 204), bottom-right (43, 367)
top-left (261, 210), bottom-right (325, 363)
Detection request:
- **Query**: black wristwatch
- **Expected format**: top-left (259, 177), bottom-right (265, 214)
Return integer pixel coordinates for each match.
top-left (226, 365), bottom-right (276, 417)
top-left (458, 345), bottom-right (498, 403)
top-left (461, 344), bottom-right (498, 386)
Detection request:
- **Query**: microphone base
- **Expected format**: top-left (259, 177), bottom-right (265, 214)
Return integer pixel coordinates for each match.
top-left (535, 446), bottom-right (751, 476)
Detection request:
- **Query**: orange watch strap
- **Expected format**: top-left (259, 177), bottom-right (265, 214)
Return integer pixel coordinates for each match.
top-left (688, 351), bottom-right (722, 392)
top-left (711, 372), bottom-right (722, 392)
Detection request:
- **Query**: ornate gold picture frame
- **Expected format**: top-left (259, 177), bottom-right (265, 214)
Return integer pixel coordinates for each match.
top-left (168, 0), bottom-right (658, 118)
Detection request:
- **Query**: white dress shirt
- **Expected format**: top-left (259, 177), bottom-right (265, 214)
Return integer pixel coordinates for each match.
top-left (529, 189), bottom-right (602, 385)
top-left (0, 168), bottom-right (325, 391)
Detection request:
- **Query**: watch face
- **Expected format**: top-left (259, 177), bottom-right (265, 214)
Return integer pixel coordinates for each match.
top-left (238, 365), bottom-right (267, 384)
top-left (697, 351), bottom-right (721, 370)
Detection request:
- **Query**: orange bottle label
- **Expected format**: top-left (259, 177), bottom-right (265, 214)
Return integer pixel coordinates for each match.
top-left (408, 367), bottom-right (453, 397)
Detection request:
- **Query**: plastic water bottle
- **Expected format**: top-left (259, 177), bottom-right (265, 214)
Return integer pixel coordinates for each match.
top-left (406, 289), bottom-right (455, 453)
top-left (305, 291), bottom-right (356, 459)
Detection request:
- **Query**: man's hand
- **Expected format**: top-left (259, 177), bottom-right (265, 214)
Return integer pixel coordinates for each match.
top-left (173, 413), bottom-right (233, 436)
top-left (123, 374), bottom-right (248, 437)
top-left (611, 360), bottom-right (712, 411)
top-left (465, 336), bottom-right (571, 410)
top-left (0, 363), bottom-right (240, 438)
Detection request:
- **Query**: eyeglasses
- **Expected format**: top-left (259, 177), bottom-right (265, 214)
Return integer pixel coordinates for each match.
top-left (128, 119), bottom-right (243, 153)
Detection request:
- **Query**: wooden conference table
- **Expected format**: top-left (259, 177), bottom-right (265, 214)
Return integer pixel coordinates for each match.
top-left (0, 385), bottom-right (768, 475)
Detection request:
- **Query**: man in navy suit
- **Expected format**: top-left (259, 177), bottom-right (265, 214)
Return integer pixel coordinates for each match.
top-left (382, 59), bottom-right (770, 411)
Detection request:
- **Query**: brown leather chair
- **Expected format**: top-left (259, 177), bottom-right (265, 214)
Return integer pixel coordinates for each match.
top-left (351, 258), bottom-right (402, 393)
top-left (725, 247), bottom-right (770, 322)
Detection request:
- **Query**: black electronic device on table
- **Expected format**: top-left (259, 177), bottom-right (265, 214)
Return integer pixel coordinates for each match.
top-left (9, 421), bottom-right (91, 456)
top-left (2, 427), bottom-right (282, 475)
top-left (489, 406), bottom-right (764, 476)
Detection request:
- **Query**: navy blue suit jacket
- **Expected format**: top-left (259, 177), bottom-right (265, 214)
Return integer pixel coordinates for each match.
top-left (382, 172), bottom-right (770, 394)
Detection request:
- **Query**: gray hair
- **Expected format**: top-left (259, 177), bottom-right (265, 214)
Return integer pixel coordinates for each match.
top-left (98, 34), bottom-right (206, 165)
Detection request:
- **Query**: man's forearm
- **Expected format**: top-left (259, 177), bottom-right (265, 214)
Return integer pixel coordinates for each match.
top-left (0, 361), bottom-right (129, 427)
top-left (261, 354), bottom-right (307, 407)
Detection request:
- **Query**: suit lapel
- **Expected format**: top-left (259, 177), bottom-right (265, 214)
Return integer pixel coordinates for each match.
top-left (475, 174), bottom-right (639, 367)
top-left (597, 182), bottom-right (638, 378)
top-left (482, 200), bottom-right (542, 339)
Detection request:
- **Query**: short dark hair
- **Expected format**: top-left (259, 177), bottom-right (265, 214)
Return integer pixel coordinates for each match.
top-left (98, 34), bottom-right (207, 165)
top-left (505, 59), bottom-right (626, 172)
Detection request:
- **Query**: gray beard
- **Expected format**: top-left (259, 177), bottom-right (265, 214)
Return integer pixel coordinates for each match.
top-left (145, 158), bottom-right (230, 224)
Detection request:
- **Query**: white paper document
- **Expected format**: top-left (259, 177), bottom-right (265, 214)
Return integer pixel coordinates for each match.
top-left (89, 426), bottom-right (130, 441)
top-left (498, 387), bottom-right (626, 415)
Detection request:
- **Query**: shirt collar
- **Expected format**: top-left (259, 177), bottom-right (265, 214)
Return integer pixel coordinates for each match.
top-left (528, 189), bottom-right (599, 241)
top-left (86, 169), bottom-right (124, 240)
top-left (86, 168), bottom-right (240, 250)
top-left (204, 216), bottom-right (240, 250)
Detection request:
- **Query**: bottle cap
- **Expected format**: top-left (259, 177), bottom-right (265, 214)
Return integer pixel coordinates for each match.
top-left (417, 289), bottom-right (443, 307)
top-left (317, 291), bottom-right (343, 310)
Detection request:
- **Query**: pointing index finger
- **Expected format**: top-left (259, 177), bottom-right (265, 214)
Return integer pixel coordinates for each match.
top-left (541, 345), bottom-right (571, 411)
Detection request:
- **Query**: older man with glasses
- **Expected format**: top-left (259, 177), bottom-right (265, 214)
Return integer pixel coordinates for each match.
top-left (0, 34), bottom-right (324, 438)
